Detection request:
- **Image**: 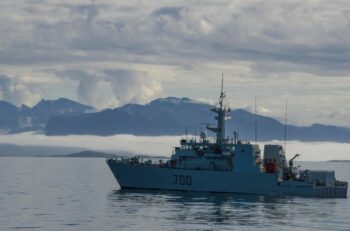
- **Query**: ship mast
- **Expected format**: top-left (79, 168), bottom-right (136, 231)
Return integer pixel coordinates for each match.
top-left (207, 75), bottom-right (230, 146)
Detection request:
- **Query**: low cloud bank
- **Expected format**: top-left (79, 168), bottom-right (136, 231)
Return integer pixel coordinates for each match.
top-left (0, 132), bottom-right (180, 156)
top-left (0, 132), bottom-right (349, 161)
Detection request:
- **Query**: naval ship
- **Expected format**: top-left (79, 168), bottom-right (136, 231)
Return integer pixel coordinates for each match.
top-left (107, 79), bottom-right (348, 198)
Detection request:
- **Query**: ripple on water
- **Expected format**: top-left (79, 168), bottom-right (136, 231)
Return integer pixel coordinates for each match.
top-left (1, 158), bottom-right (349, 231)
top-left (10, 226), bottom-right (43, 230)
top-left (63, 223), bottom-right (79, 226)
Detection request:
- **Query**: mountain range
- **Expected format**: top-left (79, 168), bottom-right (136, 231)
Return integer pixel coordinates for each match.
top-left (0, 98), bottom-right (94, 133)
top-left (1, 97), bottom-right (350, 142)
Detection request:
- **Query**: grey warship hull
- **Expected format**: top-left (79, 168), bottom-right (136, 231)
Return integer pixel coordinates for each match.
top-left (107, 160), bottom-right (348, 198)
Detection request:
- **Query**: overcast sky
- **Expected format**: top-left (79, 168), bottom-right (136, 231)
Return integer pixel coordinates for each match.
top-left (0, 0), bottom-right (350, 127)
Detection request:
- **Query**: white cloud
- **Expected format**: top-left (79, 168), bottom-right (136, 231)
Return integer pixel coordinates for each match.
top-left (105, 69), bottom-right (162, 106)
top-left (0, 75), bottom-right (41, 106)
top-left (0, 132), bottom-right (181, 157)
top-left (57, 69), bottom-right (162, 109)
top-left (1, 0), bottom-right (348, 70)
top-left (194, 98), bottom-right (215, 105)
top-left (259, 106), bottom-right (270, 115)
top-left (0, 132), bottom-right (349, 161)
top-left (0, 0), bottom-right (350, 126)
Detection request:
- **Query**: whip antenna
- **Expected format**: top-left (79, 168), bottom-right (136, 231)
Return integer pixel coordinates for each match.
top-left (284, 98), bottom-right (288, 153)
top-left (255, 96), bottom-right (257, 144)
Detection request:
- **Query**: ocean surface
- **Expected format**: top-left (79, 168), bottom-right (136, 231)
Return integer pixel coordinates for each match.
top-left (0, 157), bottom-right (349, 231)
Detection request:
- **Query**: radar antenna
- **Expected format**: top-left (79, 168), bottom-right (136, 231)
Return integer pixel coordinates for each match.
top-left (206, 75), bottom-right (230, 146)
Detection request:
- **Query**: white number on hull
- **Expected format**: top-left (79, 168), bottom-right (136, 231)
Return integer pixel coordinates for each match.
top-left (173, 175), bottom-right (192, 186)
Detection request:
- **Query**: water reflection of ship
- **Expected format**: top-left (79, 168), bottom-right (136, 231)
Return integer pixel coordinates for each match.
top-left (108, 189), bottom-right (292, 226)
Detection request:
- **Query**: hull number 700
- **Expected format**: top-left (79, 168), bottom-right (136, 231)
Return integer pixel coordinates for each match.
top-left (173, 174), bottom-right (192, 185)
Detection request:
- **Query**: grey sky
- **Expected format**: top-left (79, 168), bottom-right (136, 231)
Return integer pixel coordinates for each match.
top-left (0, 0), bottom-right (350, 126)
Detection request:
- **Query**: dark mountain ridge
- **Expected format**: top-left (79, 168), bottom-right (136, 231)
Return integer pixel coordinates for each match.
top-left (1, 96), bottom-right (349, 142)
top-left (0, 98), bottom-right (94, 133)
top-left (45, 97), bottom-right (350, 143)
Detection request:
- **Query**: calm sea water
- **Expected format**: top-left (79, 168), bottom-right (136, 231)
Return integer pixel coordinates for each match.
top-left (0, 157), bottom-right (349, 231)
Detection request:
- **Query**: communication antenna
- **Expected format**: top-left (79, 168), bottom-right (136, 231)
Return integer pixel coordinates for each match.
top-left (221, 73), bottom-right (224, 94)
top-left (233, 130), bottom-right (238, 144)
top-left (191, 126), bottom-right (194, 141)
top-left (195, 127), bottom-right (197, 142)
top-left (254, 96), bottom-right (257, 144)
top-left (219, 73), bottom-right (225, 107)
top-left (284, 98), bottom-right (288, 153)
top-left (185, 126), bottom-right (188, 141)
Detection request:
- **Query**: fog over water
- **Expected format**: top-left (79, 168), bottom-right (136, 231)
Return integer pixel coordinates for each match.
top-left (0, 132), bottom-right (349, 161)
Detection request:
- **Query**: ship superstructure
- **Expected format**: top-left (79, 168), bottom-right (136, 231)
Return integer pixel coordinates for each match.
top-left (107, 78), bottom-right (347, 198)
